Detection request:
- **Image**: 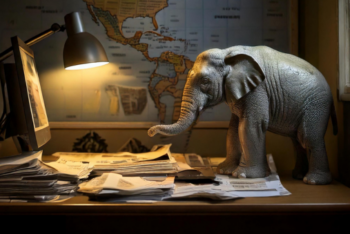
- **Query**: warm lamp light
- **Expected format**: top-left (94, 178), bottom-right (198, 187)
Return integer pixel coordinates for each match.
top-left (0, 11), bottom-right (109, 71)
top-left (65, 62), bottom-right (109, 70)
top-left (63, 12), bottom-right (109, 70)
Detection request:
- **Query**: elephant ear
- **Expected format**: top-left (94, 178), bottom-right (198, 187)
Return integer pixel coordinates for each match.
top-left (224, 50), bottom-right (265, 104)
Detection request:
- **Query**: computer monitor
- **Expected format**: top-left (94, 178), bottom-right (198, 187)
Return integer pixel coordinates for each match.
top-left (2, 36), bottom-right (50, 151)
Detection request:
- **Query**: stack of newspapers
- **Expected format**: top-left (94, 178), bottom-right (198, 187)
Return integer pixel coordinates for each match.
top-left (0, 151), bottom-right (90, 202)
top-left (53, 144), bottom-right (179, 177)
top-left (78, 173), bottom-right (175, 202)
top-left (76, 152), bottom-right (291, 203)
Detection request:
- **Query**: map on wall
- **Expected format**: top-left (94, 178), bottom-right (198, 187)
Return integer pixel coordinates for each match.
top-left (0, 0), bottom-right (290, 124)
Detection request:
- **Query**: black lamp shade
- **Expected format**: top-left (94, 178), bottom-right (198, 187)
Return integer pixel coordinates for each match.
top-left (63, 12), bottom-right (108, 70)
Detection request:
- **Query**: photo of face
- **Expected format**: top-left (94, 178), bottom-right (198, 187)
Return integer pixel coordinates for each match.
top-left (19, 47), bottom-right (49, 131)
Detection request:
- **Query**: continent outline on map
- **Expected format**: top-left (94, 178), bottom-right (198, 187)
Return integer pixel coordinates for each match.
top-left (84, 0), bottom-right (194, 123)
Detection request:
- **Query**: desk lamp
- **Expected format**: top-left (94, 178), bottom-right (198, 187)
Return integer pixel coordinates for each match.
top-left (0, 12), bottom-right (109, 69)
top-left (0, 12), bottom-right (109, 156)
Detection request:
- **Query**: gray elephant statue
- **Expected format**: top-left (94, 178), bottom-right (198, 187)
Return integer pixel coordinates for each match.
top-left (148, 45), bottom-right (337, 185)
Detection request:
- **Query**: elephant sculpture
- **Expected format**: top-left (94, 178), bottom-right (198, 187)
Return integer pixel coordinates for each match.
top-left (148, 46), bottom-right (337, 185)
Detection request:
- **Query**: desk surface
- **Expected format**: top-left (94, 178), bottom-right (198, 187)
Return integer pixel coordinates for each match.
top-left (1, 176), bottom-right (350, 215)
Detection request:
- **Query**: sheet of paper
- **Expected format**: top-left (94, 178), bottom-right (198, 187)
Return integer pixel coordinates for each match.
top-left (0, 151), bottom-right (42, 166)
top-left (78, 173), bottom-right (175, 194)
top-left (170, 182), bottom-right (240, 200)
top-left (215, 173), bottom-right (291, 196)
top-left (172, 154), bottom-right (193, 171)
top-left (42, 159), bottom-right (93, 179)
top-left (52, 144), bottom-right (173, 164)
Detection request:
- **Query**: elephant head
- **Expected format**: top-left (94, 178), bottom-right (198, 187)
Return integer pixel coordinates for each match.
top-left (148, 47), bottom-right (266, 137)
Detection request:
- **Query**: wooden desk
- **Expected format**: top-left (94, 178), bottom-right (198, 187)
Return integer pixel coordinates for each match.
top-left (1, 177), bottom-right (350, 214)
top-left (1, 156), bottom-right (350, 233)
top-left (1, 177), bottom-right (350, 233)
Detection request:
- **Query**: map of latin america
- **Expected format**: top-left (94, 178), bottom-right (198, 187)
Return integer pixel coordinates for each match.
top-left (84, 0), bottom-right (194, 123)
top-left (0, 0), bottom-right (290, 123)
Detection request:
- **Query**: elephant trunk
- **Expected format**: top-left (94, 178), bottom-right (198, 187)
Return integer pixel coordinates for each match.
top-left (148, 96), bottom-right (199, 137)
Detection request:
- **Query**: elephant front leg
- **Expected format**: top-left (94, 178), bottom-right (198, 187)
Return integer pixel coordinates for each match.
top-left (232, 118), bottom-right (270, 178)
top-left (217, 114), bottom-right (242, 175)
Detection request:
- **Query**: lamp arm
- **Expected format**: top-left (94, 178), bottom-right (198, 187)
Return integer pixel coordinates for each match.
top-left (0, 23), bottom-right (65, 62)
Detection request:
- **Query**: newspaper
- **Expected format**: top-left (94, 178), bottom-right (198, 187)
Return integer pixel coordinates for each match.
top-left (53, 144), bottom-right (173, 163)
top-left (213, 154), bottom-right (291, 197)
top-left (170, 183), bottom-right (240, 200)
top-left (78, 173), bottom-right (174, 195)
top-left (215, 174), bottom-right (291, 197)
top-left (173, 153), bottom-right (216, 180)
top-left (169, 154), bottom-right (290, 200)
top-left (0, 151), bottom-right (79, 202)
top-left (52, 144), bottom-right (178, 176)
top-left (43, 159), bottom-right (93, 179)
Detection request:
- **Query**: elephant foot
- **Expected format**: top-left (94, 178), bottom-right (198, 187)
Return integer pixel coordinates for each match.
top-left (292, 168), bottom-right (307, 180)
top-left (303, 171), bottom-right (332, 185)
top-left (231, 165), bottom-right (270, 178)
top-left (217, 159), bottom-right (239, 175)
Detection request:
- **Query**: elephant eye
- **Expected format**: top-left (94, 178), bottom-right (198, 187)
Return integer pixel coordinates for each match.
top-left (202, 78), bottom-right (210, 84)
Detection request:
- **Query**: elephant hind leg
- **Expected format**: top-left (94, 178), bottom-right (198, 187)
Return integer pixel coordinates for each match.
top-left (291, 138), bottom-right (308, 180)
top-left (303, 142), bottom-right (332, 185)
top-left (297, 109), bottom-right (332, 185)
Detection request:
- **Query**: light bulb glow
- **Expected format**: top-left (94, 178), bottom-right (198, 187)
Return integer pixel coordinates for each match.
top-left (65, 62), bottom-right (109, 70)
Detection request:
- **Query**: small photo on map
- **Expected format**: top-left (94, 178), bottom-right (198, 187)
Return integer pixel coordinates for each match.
top-left (19, 47), bottom-right (49, 131)
top-left (106, 85), bottom-right (147, 116)
top-left (118, 86), bottom-right (147, 115)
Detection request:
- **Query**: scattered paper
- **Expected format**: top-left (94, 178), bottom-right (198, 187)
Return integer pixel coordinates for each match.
top-left (43, 159), bottom-right (93, 179)
top-left (0, 150), bottom-right (79, 201)
top-left (78, 173), bottom-right (175, 195)
top-left (170, 182), bottom-right (240, 200)
top-left (53, 144), bottom-right (173, 163)
top-left (215, 173), bottom-right (291, 197)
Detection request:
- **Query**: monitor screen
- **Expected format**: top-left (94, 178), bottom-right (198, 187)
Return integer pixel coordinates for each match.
top-left (19, 47), bottom-right (49, 132)
top-left (4, 36), bottom-right (51, 150)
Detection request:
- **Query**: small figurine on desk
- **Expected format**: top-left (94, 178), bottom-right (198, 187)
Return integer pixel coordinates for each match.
top-left (148, 46), bottom-right (338, 185)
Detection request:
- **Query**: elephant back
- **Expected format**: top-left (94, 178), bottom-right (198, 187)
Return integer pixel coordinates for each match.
top-left (225, 45), bottom-right (325, 89)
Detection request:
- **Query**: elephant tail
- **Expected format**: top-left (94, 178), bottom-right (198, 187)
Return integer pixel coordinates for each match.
top-left (331, 100), bottom-right (338, 135)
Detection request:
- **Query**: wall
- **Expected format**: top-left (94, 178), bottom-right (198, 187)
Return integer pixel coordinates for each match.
top-left (1, 0), bottom-right (342, 178)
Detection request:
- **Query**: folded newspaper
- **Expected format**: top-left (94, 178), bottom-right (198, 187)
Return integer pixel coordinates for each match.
top-left (52, 144), bottom-right (214, 178)
top-left (0, 151), bottom-right (79, 202)
top-left (53, 144), bottom-right (178, 176)
top-left (78, 173), bottom-right (175, 202)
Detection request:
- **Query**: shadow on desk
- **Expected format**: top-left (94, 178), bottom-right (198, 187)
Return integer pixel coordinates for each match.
top-left (0, 213), bottom-right (349, 234)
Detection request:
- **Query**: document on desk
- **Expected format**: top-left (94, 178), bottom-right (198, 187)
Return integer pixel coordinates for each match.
top-left (0, 151), bottom-right (79, 202)
top-left (215, 174), bottom-right (291, 197)
top-left (170, 154), bottom-right (290, 200)
top-left (53, 144), bottom-right (173, 163)
top-left (52, 144), bottom-right (177, 176)
top-left (79, 173), bottom-right (174, 192)
top-left (170, 183), bottom-right (240, 200)
top-left (78, 173), bottom-right (175, 197)
top-left (42, 158), bottom-right (93, 179)
top-left (0, 151), bottom-right (42, 174)
top-left (214, 155), bottom-right (291, 197)
top-left (173, 153), bottom-right (216, 180)
top-left (168, 173), bottom-right (290, 200)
